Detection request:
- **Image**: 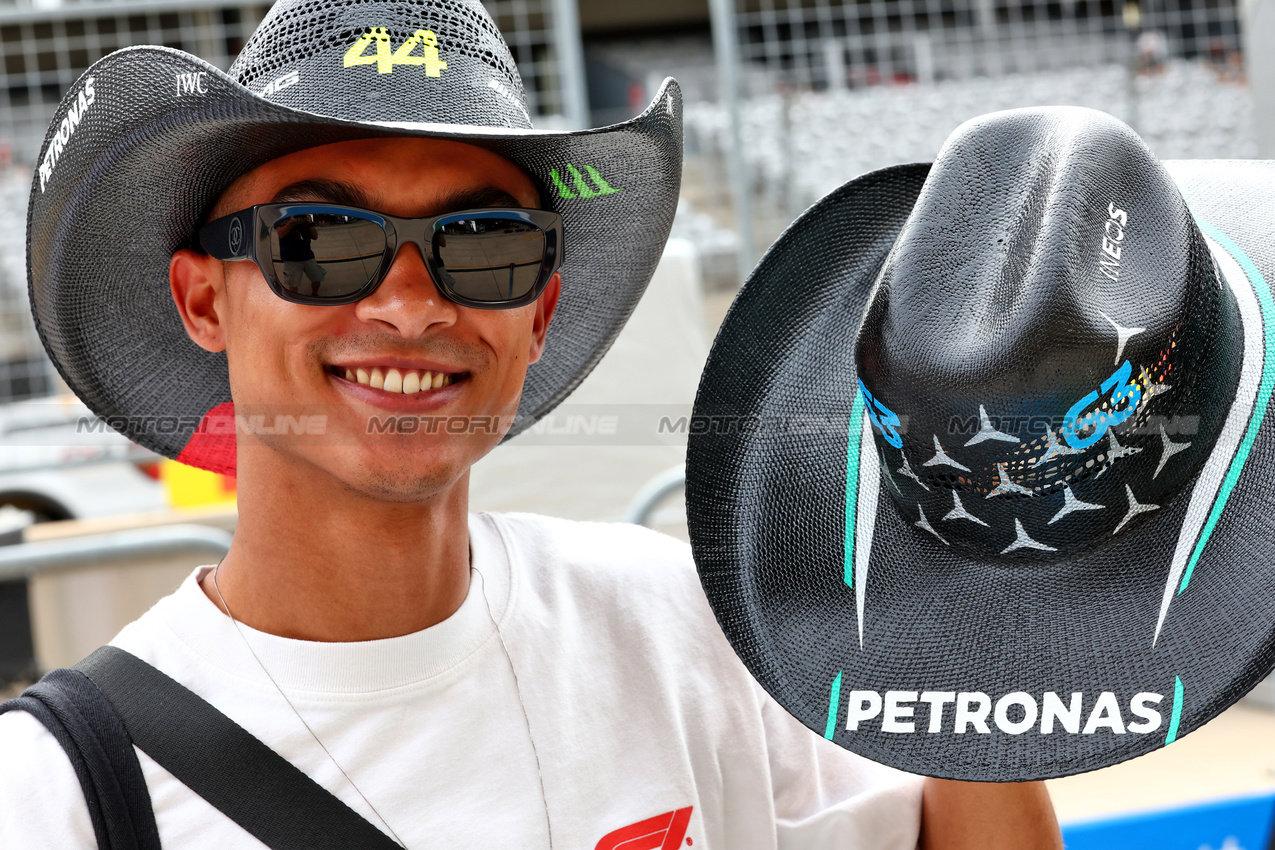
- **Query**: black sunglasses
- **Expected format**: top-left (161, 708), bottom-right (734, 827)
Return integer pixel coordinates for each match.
top-left (199, 203), bottom-right (563, 309)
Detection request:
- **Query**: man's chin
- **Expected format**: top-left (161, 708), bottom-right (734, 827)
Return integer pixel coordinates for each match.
top-left (247, 438), bottom-right (478, 504)
top-left (335, 463), bottom-right (461, 503)
top-left (330, 443), bottom-right (476, 503)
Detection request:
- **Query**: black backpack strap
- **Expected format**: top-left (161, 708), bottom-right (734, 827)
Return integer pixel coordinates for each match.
top-left (0, 666), bottom-right (161, 850)
top-left (76, 646), bottom-right (401, 850)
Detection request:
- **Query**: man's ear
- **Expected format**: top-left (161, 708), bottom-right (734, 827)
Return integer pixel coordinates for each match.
top-left (527, 271), bottom-right (561, 364)
top-left (170, 249), bottom-right (228, 353)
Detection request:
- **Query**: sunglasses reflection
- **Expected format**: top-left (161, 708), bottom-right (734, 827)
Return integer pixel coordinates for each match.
top-left (275, 215), bottom-right (328, 296)
top-left (263, 209), bottom-right (551, 304)
top-left (437, 218), bottom-right (544, 301)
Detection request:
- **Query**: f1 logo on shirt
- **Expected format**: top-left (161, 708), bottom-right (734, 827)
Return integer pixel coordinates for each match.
top-left (595, 806), bottom-right (693, 850)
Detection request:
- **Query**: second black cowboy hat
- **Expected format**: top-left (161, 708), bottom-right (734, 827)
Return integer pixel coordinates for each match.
top-left (28, 0), bottom-right (681, 475)
top-left (687, 106), bottom-right (1275, 780)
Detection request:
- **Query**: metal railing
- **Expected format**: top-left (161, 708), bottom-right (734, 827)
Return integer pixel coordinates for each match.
top-left (0, 521), bottom-right (232, 679)
top-left (0, 524), bottom-right (232, 581)
top-left (623, 465), bottom-right (686, 528)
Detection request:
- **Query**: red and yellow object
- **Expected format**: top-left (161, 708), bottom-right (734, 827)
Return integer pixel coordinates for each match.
top-left (159, 458), bottom-right (237, 508)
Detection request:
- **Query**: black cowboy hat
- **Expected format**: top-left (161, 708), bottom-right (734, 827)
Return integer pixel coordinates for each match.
top-left (687, 106), bottom-right (1275, 780)
top-left (28, 0), bottom-right (682, 475)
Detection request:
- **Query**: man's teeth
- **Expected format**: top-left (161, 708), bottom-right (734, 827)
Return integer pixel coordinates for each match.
top-left (341, 367), bottom-right (455, 394)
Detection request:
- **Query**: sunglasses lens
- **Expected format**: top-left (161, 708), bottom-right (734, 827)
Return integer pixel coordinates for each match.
top-left (269, 213), bottom-right (387, 300)
top-left (433, 217), bottom-right (546, 303)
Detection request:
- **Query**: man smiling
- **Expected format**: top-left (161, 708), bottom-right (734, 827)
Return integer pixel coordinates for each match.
top-left (0, 1), bottom-right (1060, 847)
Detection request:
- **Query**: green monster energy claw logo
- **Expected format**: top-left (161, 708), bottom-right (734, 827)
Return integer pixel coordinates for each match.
top-left (550, 164), bottom-right (621, 200)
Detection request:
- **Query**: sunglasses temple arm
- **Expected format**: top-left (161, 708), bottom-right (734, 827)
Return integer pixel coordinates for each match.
top-left (196, 209), bottom-right (254, 260)
top-left (550, 225), bottom-right (562, 272)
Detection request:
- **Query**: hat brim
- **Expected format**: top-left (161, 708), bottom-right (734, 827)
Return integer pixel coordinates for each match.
top-left (687, 159), bottom-right (1275, 780)
top-left (29, 47), bottom-right (682, 474)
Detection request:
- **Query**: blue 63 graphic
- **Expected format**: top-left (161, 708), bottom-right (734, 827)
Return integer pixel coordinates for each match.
top-left (1061, 360), bottom-right (1143, 450)
top-left (858, 379), bottom-right (903, 448)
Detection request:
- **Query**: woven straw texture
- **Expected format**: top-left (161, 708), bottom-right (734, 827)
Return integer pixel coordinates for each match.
top-left (27, 0), bottom-right (682, 474)
top-left (687, 107), bottom-right (1275, 780)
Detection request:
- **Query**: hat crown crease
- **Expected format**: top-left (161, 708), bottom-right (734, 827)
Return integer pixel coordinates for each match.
top-left (855, 106), bottom-right (1244, 560)
top-left (230, 0), bottom-right (533, 129)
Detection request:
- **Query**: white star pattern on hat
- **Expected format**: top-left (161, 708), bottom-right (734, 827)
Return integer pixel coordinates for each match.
top-left (943, 490), bottom-right (988, 526)
top-left (1113, 484), bottom-right (1160, 534)
top-left (1035, 429), bottom-right (1083, 467)
top-left (1154, 424), bottom-right (1192, 478)
top-left (1048, 485), bottom-right (1105, 524)
top-left (987, 463), bottom-right (1033, 498)
top-left (914, 504), bottom-right (948, 544)
top-left (1099, 310), bottom-right (1147, 364)
top-left (1001, 518), bottom-right (1057, 554)
top-left (898, 452), bottom-right (929, 490)
top-left (965, 405), bottom-right (1020, 446)
top-left (923, 435), bottom-right (971, 472)
top-left (1094, 431), bottom-right (1142, 479)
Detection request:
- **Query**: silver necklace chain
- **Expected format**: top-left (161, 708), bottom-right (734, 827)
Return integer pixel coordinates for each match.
top-left (471, 565), bottom-right (555, 848)
top-left (211, 563), bottom-right (410, 850)
top-left (211, 561), bottom-right (555, 849)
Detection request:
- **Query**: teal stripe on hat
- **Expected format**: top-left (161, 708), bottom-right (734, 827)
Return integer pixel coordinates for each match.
top-left (824, 671), bottom-right (844, 740)
top-left (1165, 676), bottom-right (1184, 744)
top-left (844, 392), bottom-right (866, 589)
top-left (1180, 222), bottom-right (1275, 594)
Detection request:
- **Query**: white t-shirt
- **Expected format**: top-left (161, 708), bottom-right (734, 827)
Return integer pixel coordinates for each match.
top-left (0, 513), bottom-right (923, 849)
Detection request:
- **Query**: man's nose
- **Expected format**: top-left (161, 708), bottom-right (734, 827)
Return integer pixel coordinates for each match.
top-left (352, 241), bottom-right (458, 338)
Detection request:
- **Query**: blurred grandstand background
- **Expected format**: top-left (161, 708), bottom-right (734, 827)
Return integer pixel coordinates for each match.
top-left (0, 0), bottom-right (1258, 402)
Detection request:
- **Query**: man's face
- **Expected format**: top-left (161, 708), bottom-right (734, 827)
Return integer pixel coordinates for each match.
top-left (171, 137), bottom-right (558, 502)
